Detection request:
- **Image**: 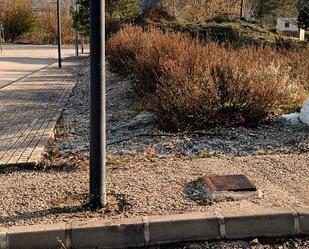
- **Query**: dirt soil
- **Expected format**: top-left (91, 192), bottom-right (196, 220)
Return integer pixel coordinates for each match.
top-left (0, 59), bottom-right (308, 239)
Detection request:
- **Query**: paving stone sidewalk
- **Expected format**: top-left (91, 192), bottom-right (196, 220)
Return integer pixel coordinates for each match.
top-left (0, 57), bottom-right (82, 166)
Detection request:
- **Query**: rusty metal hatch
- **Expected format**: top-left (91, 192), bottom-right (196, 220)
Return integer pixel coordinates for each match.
top-left (203, 174), bottom-right (257, 192)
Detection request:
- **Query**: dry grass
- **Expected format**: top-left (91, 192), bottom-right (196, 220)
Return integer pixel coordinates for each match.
top-left (107, 26), bottom-right (307, 130)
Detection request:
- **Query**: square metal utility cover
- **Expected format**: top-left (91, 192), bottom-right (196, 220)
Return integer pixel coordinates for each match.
top-left (203, 174), bottom-right (257, 192)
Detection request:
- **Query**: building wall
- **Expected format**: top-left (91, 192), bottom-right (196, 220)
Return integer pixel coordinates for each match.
top-left (276, 17), bottom-right (299, 32)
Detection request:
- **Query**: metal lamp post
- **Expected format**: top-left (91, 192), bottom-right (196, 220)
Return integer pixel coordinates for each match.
top-left (75, 1), bottom-right (79, 57)
top-left (56, 0), bottom-right (62, 68)
top-left (89, 0), bottom-right (106, 208)
top-left (0, 23), bottom-right (4, 53)
top-left (240, 0), bottom-right (244, 19)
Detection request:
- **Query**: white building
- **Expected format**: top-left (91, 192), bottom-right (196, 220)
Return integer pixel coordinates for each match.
top-left (276, 17), bottom-right (299, 32)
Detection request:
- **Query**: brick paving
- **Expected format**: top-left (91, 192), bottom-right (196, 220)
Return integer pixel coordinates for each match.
top-left (0, 57), bottom-right (82, 166)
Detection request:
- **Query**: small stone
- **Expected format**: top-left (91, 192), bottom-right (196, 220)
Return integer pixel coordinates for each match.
top-left (256, 189), bottom-right (263, 198)
top-left (249, 238), bottom-right (259, 245)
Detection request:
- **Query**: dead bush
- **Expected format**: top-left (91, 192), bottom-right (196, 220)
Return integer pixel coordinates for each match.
top-left (107, 26), bottom-right (307, 130)
top-left (0, 0), bottom-right (35, 42)
top-left (18, 6), bottom-right (74, 44)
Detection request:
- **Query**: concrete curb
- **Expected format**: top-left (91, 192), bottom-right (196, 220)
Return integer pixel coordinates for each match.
top-left (0, 207), bottom-right (308, 249)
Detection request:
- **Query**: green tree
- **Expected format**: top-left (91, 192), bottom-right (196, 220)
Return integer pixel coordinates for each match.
top-left (297, 0), bottom-right (309, 30)
top-left (72, 0), bottom-right (90, 35)
top-left (106, 0), bottom-right (140, 35)
top-left (257, 0), bottom-right (298, 18)
top-left (1, 0), bottom-right (35, 42)
top-left (73, 0), bottom-right (140, 36)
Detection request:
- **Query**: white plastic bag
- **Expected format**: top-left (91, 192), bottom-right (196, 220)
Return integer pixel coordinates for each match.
top-left (299, 97), bottom-right (309, 125)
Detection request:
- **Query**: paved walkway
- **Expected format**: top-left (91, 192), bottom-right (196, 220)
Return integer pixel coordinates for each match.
top-left (0, 57), bottom-right (83, 166)
top-left (0, 44), bottom-right (79, 89)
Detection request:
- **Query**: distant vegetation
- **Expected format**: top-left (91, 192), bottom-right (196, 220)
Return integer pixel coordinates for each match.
top-left (0, 0), bottom-right (74, 44)
top-left (72, 0), bottom-right (140, 37)
top-left (0, 0), bottom-right (35, 42)
top-left (150, 0), bottom-right (299, 25)
top-left (138, 15), bottom-right (306, 48)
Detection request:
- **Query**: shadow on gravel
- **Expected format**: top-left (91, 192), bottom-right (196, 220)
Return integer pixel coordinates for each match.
top-left (0, 162), bottom-right (79, 174)
top-left (0, 205), bottom-right (87, 225)
top-left (0, 192), bottom-right (131, 226)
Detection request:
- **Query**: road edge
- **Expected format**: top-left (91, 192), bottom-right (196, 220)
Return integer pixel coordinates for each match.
top-left (0, 207), bottom-right (308, 249)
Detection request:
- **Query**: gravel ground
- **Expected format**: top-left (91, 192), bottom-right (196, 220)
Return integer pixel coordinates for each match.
top-left (0, 59), bottom-right (308, 247)
top-left (54, 61), bottom-right (309, 161)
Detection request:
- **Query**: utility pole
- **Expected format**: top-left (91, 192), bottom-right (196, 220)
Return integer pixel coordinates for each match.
top-left (56, 0), bottom-right (62, 68)
top-left (89, 0), bottom-right (106, 208)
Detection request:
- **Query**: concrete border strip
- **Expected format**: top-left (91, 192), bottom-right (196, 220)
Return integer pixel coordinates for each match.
top-left (64, 222), bottom-right (72, 249)
top-left (290, 207), bottom-right (301, 234)
top-left (2, 207), bottom-right (309, 249)
top-left (294, 207), bottom-right (309, 234)
top-left (218, 214), bottom-right (226, 238)
top-left (142, 216), bottom-right (150, 245)
top-left (0, 228), bottom-right (8, 249)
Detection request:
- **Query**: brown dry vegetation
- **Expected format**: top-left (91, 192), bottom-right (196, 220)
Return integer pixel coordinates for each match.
top-left (166, 0), bottom-right (241, 21)
top-left (19, 7), bottom-right (74, 44)
top-left (107, 26), bottom-right (308, 130)
top-left (0, 0), bottom-right (74, 44)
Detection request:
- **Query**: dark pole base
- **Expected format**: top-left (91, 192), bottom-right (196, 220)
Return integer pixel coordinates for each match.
top-left (89, 194), bottom-right (105, 209)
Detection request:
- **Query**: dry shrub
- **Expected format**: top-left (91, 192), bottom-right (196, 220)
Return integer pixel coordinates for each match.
top-left (19, 6), bottom-right (74, 44)
top-left (285, 45), bottom-right (309, 89)
top-left (0, 0), bottom-right (35, 42)
top-left (159, 0), bottom-right (241, 22)
top-left (36, 7), bottom-right (74, 44)
top-left (107, 26), bottom-right (307, 130)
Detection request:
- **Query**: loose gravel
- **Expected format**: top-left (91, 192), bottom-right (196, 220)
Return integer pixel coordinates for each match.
top-left (53, 61), bottom-right (309, 161)
top-left (0, 58), bottom-right (308, 248)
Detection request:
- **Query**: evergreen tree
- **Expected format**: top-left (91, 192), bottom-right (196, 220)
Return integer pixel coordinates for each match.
top-left (257, 0), bottom-right (298, 18)
top-left (297, 0), bottom-right (309, 30)
top-left (72, 0), bottom-right (140, 36)
top-left (73, 0), bottom-right (90, 35)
